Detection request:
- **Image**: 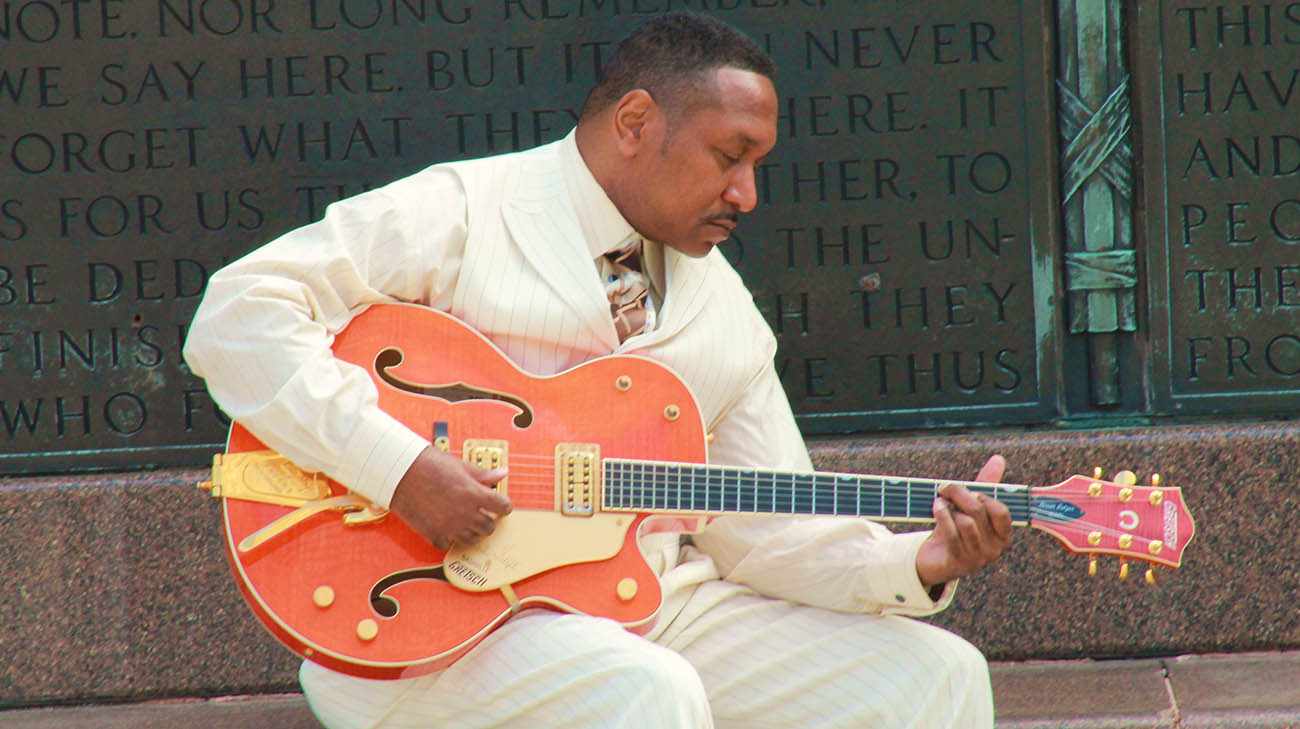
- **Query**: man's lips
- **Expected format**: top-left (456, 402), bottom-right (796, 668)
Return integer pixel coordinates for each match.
top-left (706, 218), bottom-right (737, 234)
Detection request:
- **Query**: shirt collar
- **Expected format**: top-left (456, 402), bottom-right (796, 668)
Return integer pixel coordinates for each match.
top-left (559, 129), bottom-right (639, 259)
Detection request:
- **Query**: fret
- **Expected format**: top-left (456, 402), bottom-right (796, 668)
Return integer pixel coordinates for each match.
top-left (647, 462), bottom-right (656, 511)
top-left (650, 462), bottom-right (659, 511)
top-left (818, 475), bottom-right (836, 516)
top-left (642, 462), bottom-right (651, 510)
top-left (667, 464), bottom-right (677, 511)
top-left (617, 461), bottom-right (626, 509)
top-left (675, 464), bottom-right (683, 512)
top-left (622, 462), bottom-right (631, 509)
top-left (834, 475), bottom-right (856, 516)
top-left (603, 462), bottom-right (612, 509)
top-left (769, 471), bottom-right (778, 514)
top-left (882, 478), bottom-right (906, 519)
top-left (621, 461), bottom-right (631, 509)
top-left (614, 461), bottom-right (623, 509)
top-left (722, 468), bottom-right (734, 512)
top-left (603, 462), bottom-right (611, 509)
top-left (654, 463), bottom-right (666, 511)
top-left (634, 462), bottom-right (644, 509)
top-left (644, 462), bottom-right (654, 510)
top-left (737, 469), bottom-right (754, 512)
top-left (624, 461), bottom-right (635, 510)
top-left (832, 475), bottom-right (839, 516)
top-left (792, 473), bottom-right (812, 514)
top-left (731, 468), bottom-right (743, 512)
top-left (636, 462), bottom-right (645, 510)
top-left (708, 466), bottom-right (718, 511)
top-left (621, 462), bottom-right (629, 509)
top-left (611, 461), bottom-right (620, 509)
top-left (649, 462), bottom-right (658, 510)
top-left (691, 465), bottom-right (701, 512)
top-left (666, 464), bottom-right (677, 511)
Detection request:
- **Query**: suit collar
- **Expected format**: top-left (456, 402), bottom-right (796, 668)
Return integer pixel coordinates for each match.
top-left (500, 138), bottom-right (721, 352)
top-left (557, 131), bottom-right (638, 259)
top-left (502, 142), bottom-right (621, 349)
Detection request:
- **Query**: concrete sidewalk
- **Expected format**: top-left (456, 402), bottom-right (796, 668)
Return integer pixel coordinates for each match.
top-left (991, 651), bottom-right (1300, 728)
top-left (1, 652), bottom-right (1296, 728)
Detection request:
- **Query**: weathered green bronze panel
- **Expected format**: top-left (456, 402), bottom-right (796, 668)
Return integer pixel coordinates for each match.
top-left (1138, 1), bottom-right (1300, 415)
top-left (732, 1), bottom-right (1063, 434)
top-left (0, 1), bottom-right (1061, 473)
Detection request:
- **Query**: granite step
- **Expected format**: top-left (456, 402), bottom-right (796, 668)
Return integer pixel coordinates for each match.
top-left (2, 652), bottom-right (1296, 729)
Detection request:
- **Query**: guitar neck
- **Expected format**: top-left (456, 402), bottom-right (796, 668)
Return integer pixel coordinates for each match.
top-left (601, 459), bottom-right (1034, 525)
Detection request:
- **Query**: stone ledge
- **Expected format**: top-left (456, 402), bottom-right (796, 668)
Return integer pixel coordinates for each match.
top-left (3, 652), bottom-right (1297, 728)
top-left (2, 421), bottom-right (1297, 705)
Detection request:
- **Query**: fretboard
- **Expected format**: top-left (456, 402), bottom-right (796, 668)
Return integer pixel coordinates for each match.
top-left (602, 459), bottom-right (1034, 524)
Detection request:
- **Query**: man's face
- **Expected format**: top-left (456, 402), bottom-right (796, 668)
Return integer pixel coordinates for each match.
top-left (624, 67), bottom-right (778, 258)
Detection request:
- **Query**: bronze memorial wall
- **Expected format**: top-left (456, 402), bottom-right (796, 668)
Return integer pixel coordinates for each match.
top-left (1137, 1), bottom-right (1300, 414)
top-left (1, 0), bottom-right (1296, 474)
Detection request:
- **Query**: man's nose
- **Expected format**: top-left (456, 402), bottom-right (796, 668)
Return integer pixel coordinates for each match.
top-left (722, 167), bottom-right (758, 212)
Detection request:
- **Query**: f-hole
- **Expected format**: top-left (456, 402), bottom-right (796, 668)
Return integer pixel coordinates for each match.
top-left (375, 347), bottom-right (534, 428)
top-left (370, 566), bottom-right (448, 618)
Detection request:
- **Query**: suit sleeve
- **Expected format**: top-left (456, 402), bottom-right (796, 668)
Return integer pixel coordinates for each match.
top-left (183, 168), bottom-right (469, 508)
top-left (692, 310), bottom-right (957, 616)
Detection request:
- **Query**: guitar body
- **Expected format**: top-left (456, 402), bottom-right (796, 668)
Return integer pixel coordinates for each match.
top-left (211, 305), bottom-right (1198, 679)
top-left (218, 304), bottom-right (709, 679)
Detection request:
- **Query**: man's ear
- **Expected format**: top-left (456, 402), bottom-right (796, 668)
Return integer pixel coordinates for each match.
top-left (612, 89), bottom-right (656, 157)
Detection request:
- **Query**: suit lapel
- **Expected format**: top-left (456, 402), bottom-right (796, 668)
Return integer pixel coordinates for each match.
top-left (639, 244), bottom-right (717, 345)
top-left (501, 151), bottom-right (621, 350)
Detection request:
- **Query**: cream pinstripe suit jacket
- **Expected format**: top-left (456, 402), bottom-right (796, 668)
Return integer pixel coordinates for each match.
top-left (184, 134), bottom-right (949, 618)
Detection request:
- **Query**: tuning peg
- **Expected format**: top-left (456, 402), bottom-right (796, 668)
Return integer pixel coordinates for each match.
top-left (1119, 558), bottom-right (1130, 580)
top-left (1115, 470), bottom-right (1138, 486)
top-left (1151, 473), bottom-right (1161, 487)
top-left (1088, 555), bottom-right (1098, 577)
top-left (1092, 466), bottom-right (1104, 479)
top-left (1145, 567), bottom-right (1157, 586)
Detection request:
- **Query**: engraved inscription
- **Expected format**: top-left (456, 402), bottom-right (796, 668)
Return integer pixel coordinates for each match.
top-left (1145, 1), bottom-right (1300, 410)
top-left (1, 1), bottom-right (1057, 470)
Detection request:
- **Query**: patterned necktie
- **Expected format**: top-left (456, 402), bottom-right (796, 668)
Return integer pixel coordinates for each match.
top-left (600, 237), bottom-right (649, 342)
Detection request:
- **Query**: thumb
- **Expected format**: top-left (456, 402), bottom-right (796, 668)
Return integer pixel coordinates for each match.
top-left (974, 454), bottom-right (1005, 483)
top-left (462, 460), bottom-right (508, 485)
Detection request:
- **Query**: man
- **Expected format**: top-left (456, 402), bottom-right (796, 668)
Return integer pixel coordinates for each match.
top-left (185, 12), bottom-right (1012, 728)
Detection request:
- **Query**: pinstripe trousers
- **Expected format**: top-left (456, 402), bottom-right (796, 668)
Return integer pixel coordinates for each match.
top-left (299, 551), bottom-right (994, 729)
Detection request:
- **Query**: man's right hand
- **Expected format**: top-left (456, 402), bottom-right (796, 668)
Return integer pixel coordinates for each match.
top-left (388, 445), bottom-right (512, 551)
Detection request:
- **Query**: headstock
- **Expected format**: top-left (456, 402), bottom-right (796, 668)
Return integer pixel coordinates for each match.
top-left (1030, 469), bottom-right (1196, 583)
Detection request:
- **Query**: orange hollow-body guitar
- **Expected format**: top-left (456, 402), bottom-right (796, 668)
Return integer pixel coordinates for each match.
top-left (204, 304), bottom-right (1195, 680)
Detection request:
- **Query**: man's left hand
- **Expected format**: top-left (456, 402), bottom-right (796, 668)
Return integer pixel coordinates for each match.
top-left (915, 454), bottom-right (1013, 588)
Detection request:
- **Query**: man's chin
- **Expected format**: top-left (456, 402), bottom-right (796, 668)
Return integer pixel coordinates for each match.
top-left (668, 239), bottom-right (718, 258)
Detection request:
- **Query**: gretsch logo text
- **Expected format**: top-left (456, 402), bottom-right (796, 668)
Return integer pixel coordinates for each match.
top-left (447, 560), bottom-right (488, 587)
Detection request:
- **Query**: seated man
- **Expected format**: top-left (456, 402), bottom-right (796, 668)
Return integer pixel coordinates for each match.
top-left (185, 11), bottom-right (1011, 729)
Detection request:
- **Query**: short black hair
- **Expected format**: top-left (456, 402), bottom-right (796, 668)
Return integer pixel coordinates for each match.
top-left (579, 12), bottom-right (776, 121)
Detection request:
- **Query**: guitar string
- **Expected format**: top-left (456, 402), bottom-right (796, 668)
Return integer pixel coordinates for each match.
top-left (456, 458), bottom-right (1166, 544)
